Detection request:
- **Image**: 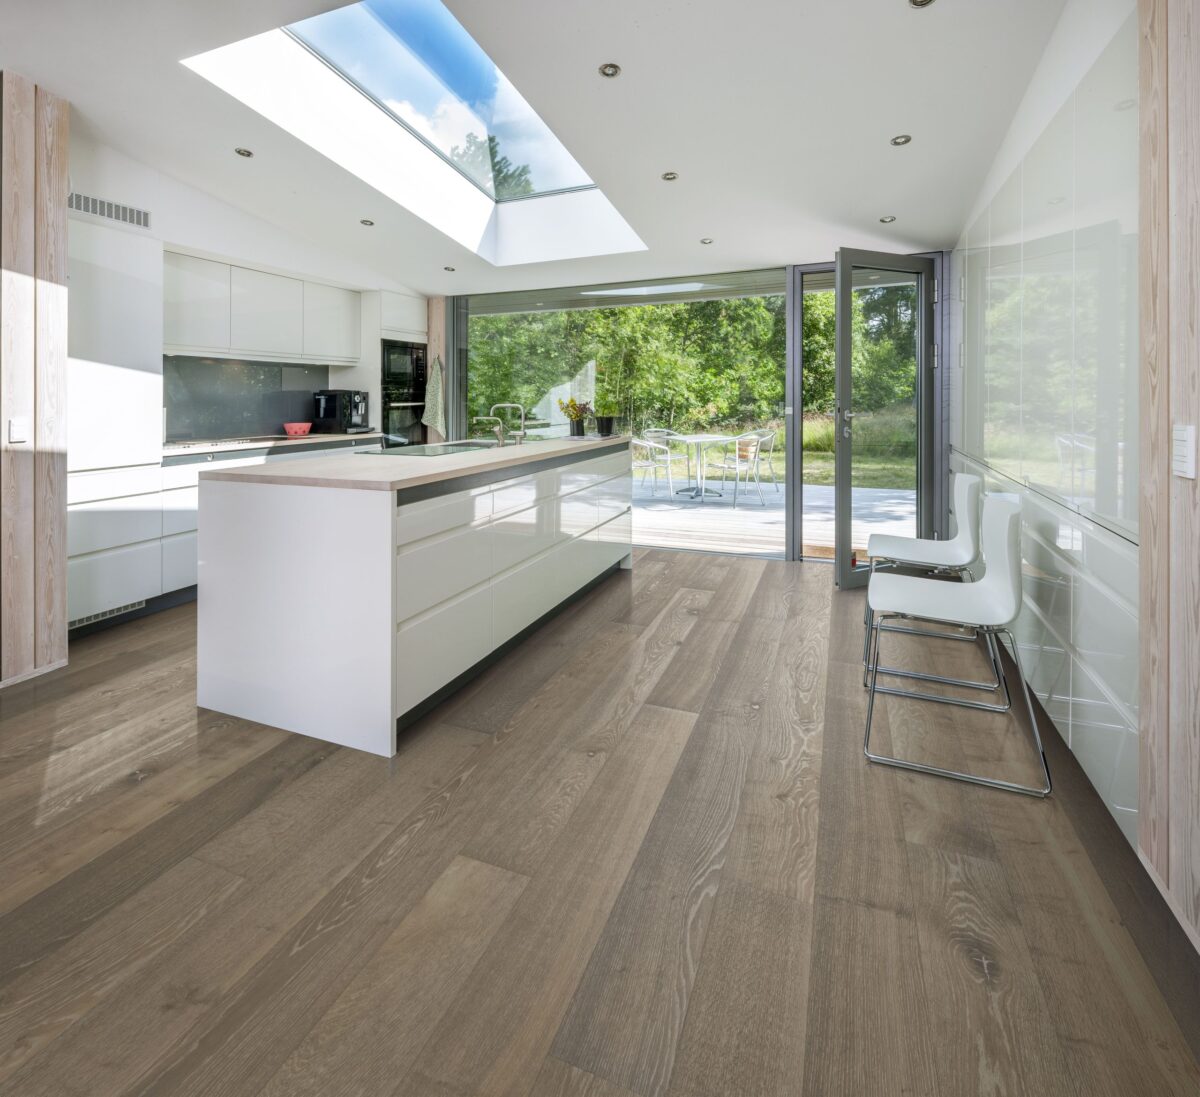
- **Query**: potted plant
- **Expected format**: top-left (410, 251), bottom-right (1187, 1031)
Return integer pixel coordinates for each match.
top-left (593, 396), bottom-right (618, 437)
top-left (558, 397), bottom-right (592, 437)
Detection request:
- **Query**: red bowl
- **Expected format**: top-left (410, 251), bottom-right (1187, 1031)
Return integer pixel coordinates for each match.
top-left (283, 422), bottom-right (312, 437)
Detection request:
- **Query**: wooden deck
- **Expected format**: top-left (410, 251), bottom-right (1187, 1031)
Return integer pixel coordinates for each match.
top-left (631, 476), bottom-right (918, 559)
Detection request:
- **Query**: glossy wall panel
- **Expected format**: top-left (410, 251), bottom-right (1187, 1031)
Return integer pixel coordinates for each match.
top-left (949, 9), bottom-right (1140, 845)
top-left (953, 13), bottom-right (1139, 540)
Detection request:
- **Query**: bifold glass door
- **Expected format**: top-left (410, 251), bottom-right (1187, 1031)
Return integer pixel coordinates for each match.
top-left (833, 249), bottom-right (935, 588)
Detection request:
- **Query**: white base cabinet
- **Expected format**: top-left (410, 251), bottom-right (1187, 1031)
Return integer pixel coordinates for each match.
top-left (198, 447), bottom-right (633, 756)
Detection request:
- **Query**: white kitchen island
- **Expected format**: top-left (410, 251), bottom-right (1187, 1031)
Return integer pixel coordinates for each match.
top-left (197, 437), bottom-right (632, 755)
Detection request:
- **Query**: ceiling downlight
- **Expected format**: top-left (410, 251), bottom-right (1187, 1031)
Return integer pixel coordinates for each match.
top-left (890, 134), bottom-right (912, 146)
top-left (879, 215), bottom-right (896, 224)
top-left (598, 62), bottom-right (622, 78)
top-left (234, 147), bottom-right (254, 157)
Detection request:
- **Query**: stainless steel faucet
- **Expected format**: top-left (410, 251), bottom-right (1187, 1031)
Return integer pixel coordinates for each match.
top-left (471, 415), bottom-right (507, 445)
top-left (489, 404), bottom-right (527, 444)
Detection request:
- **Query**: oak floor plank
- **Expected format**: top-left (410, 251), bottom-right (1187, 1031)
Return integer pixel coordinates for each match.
top-left (0, 732), bottom-right (333, 986)
top-left (0, 758), bottom-right (410, 1096)
top-left (0, 638), bottom-right (194, 783)
top-left (190, 723), bottom-right (485, 879)
top-left (665, 879), bottom-right (812, 1097)
top-left (552, 611), bottom-right (784, 1097)
top-left (259, 855), bottom-right (527, 1097)
top-left (904, 844), bottom-right (1074, 1097)
top-left (800, 895), bottom-right (940, 1097)
top-left (529, 1057), bottom-right (642, 1097)
top-left (0, 856), bottom-right (243, 1084)
top-left (664, 569), bottom-right (829, 1097)
top-left (400, 704), bottom-right (698, 1097)
top-left (982, 791), bottom-right (1200, 1097)
top-left (0, 714), bottom-right (280, 914)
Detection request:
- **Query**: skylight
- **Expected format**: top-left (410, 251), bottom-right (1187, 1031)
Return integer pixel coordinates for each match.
top-left (286, 0), bottom-right (595, 202)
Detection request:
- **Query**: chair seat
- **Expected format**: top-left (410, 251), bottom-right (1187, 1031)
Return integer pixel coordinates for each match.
top-left (867, 532), bottom-right (974, 569)
top-left (868, 572), bottom-right (1012, 628)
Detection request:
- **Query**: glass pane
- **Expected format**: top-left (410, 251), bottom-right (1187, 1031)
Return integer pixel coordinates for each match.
top-left (288, 0), bottom-right (594, 200)
top-left (465, 287), bottom-right (787, 558)
top-left (849, 268), bottom-right (919, 565)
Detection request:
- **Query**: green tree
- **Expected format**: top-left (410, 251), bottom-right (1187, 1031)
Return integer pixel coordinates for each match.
top-left (449, 133), bottom-right (534, 199)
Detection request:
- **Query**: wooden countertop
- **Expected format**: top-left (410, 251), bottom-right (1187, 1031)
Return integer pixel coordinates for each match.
top-left (198, 436), bottom-right (631, 492)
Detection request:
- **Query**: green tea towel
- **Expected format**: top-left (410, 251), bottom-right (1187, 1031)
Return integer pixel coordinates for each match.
top-left (422, 355), bottom-right (447, 441)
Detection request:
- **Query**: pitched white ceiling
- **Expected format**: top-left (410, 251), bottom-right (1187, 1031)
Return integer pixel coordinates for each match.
top-left (0, 0), bottom-right (1065, 296)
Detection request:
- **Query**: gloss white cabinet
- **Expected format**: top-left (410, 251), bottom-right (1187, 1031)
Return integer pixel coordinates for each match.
top-left (303, 282), bottom-right (361, 361)
top-left (230, 267), bottom-right (303, 357)
top-left (380, 290), bottom-right (427, 337)
top-left (164, 252), bottom-right (230, 350)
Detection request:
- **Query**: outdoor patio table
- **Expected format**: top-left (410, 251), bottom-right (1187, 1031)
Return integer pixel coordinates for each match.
top-left (673, 433), bottom-right (732, 500)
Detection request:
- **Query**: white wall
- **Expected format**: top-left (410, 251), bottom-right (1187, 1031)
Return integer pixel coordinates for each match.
top-left (948, 1), bottom-right (1139, 842)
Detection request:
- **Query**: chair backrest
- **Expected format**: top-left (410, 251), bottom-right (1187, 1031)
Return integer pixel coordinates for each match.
top-left (752, 429), bottom-right (776, 452)
top-left (947, 473), bottom-right (982, 563)
top-left (644, 428), bottom-right (680, 440)
top-left (732, 432), bottom-right (761, 462)
top-left (634, 438), bottom-right (667, 458)
top-left (974, 495), bottom-right (1023, 627)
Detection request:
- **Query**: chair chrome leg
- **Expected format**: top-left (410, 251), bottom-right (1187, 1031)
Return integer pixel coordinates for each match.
top-left (864, 622), bottom-right (1052, 797)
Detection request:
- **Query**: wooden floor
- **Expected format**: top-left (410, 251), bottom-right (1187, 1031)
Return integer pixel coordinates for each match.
top-left (0, 549), bottom-right (1197, 1097)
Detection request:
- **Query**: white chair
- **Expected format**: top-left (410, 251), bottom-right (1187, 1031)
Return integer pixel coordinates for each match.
top-left (633, 438), bottom-right (674, 495)
top-left (753, 429), bottom-right (781, 491)
top-left (643, 428), bottom-right (691, 487)
top-left (704, 431), bottom-right (766, 507)
top-left (862, 472), bottom-right (984, 676)
top-left (863, 495), bottom-right (1052, 797)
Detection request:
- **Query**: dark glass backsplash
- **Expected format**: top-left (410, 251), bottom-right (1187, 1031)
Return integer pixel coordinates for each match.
top-left (163, 356), bottom-right (330, 442)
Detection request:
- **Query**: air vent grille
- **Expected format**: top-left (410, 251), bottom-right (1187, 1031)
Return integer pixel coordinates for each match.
top-left (69, 601), bottom-right (146, 629)
top-left (68, 192), bottom-right (151, 229)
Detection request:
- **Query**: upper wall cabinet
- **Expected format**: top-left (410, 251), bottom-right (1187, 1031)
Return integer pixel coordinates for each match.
top-left (230, 267), bottom-right (303, 357)
top-left (164, 252), bottom-right (363, 364)
top-left (164, 253), bottom-right (230, 351)
top-left (380, 291), bottom-right (427, 337)
top-left (304, 282), bottom-right (361, 360)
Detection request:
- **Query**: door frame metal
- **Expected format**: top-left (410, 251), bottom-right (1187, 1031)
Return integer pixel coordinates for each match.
top-left (833, 248), bottom-right (937, 589)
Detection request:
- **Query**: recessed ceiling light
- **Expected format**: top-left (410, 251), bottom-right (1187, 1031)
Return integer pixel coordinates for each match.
top-left (443, 265), bottom-right (456, 272)
top-left (700, 237), bottom-right (714, 245)
top-left (661, 171), bottom-right (679, 181)
top-left (598, 62), bottom-right (621, 78)
top-left (909, 0), bottom-right (936, 7)
top-left (879, 215), bottom-right (896, 224)
top-left (359, 218), bottom-right (375, 226)
top-left (234, 147), bottom-right (254, 158)
top-left (890, 134), bottom-right (912, 146)
top-left (1114, 97), bottom-right (1137, 111)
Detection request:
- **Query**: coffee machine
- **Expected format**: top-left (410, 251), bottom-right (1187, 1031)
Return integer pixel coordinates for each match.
top-left (312, 390), bottom-right (371, 434)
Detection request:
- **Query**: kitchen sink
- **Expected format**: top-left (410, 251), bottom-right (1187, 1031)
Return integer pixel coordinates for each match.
top-left (356, 440), bottom-right (499, 456)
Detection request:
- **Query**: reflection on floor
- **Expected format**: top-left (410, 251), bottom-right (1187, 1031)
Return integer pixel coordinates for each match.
top-left (631, 474), bottom-right (918, 559)
top-left (0, 550), bottom-right (1195, 1097)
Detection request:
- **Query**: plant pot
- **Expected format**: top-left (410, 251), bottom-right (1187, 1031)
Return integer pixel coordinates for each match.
top-left (569, 419), bottom-right (586, 437)
top-left (594, 416), bottom-right (615, 437)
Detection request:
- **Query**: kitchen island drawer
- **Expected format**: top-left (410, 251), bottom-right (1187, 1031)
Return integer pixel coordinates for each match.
top-left (395, 583), bottom-right (493, 716)
top-left (395, 520), bottom-right (492, 621)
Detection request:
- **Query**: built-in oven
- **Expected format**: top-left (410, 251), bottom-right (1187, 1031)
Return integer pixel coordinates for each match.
top-left (381, 339), bottom-right (427, 448)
